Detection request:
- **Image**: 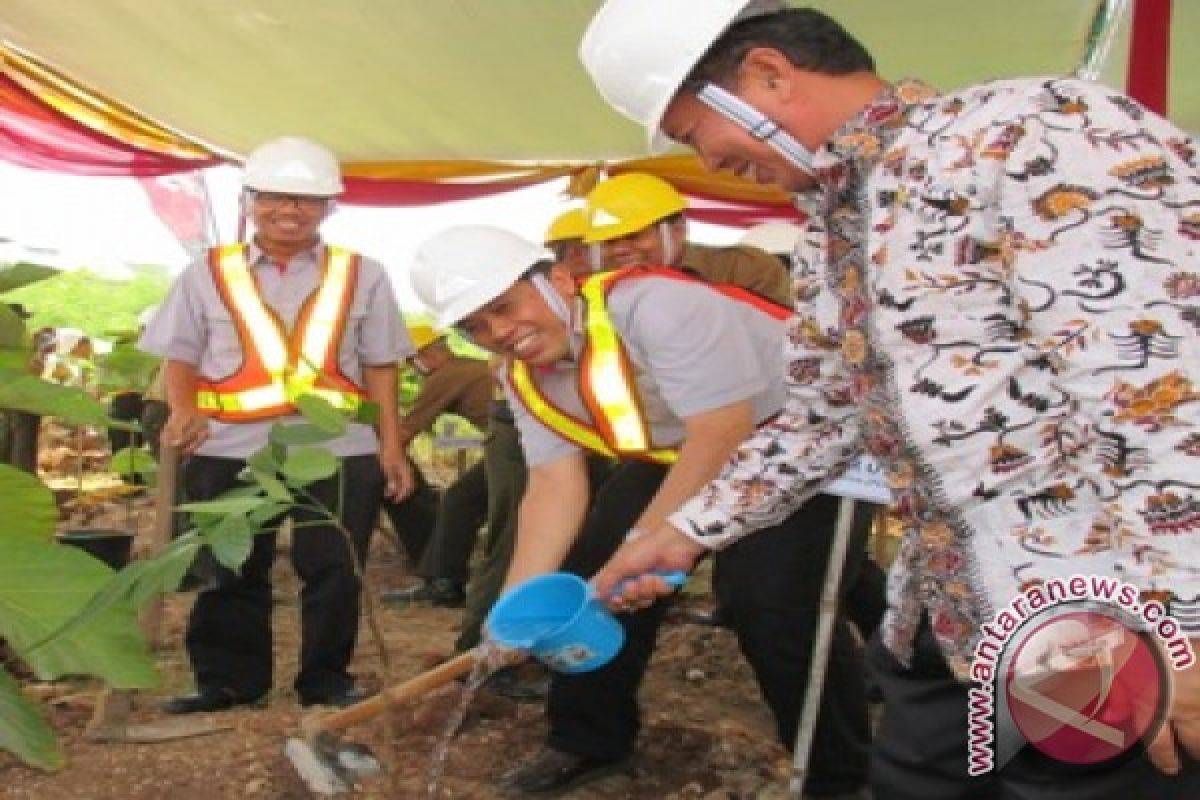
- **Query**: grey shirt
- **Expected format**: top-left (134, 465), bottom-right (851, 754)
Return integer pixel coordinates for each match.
top-left (140, 241), bottom-right (409, 458)
top-left (504, 274), bottom-right (788, 467)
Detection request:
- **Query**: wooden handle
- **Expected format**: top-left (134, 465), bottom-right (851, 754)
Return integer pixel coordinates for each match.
top-left (303, 649), bottom-right (481, 736)
top-left (139, 445), bottom-right (179, 647)
top-left (149, 445), bottom-right (180, 553)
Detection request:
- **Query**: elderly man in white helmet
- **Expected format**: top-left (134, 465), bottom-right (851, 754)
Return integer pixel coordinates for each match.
top-left (410, 225), bottom-right (869, 797)
top-left (581, 2), bottom-right (1200, 798)
top-left (141, 136), bottom-right (413, 713)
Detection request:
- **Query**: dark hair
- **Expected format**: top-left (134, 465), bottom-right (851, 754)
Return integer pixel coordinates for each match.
top-left (548, 241), bottom-right (573, 262)
top-left (685, 8), bottom-right (874, 90)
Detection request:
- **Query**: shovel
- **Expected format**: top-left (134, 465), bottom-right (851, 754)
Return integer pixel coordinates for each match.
top-left (285, 648), bottom-right (482, 795)
top-left (85, 445), bottom-right (231, 743)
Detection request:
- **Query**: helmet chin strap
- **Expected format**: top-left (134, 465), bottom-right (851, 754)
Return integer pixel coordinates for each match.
top-left (587, 244), bottom-right (606, 273)
top-left (656, 222), bottom-right (680, 267)
top-left (696, 83), bottom-right (815, 173)
top-left (530, 272), bottom-right (573, 324)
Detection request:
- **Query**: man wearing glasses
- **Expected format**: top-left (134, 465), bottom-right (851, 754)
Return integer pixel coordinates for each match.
top-left (141, 136), bottom-right (413, 713)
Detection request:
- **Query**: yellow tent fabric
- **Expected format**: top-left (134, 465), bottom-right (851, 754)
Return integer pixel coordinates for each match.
top-left (0, 0), bottom-right (1191, 199)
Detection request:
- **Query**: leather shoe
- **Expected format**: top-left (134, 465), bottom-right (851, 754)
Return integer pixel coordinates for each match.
top-left (680, 605), bottom-right (732, 628)
top-left (161, 688), bottom-right (264, 715)
top-left (299, 685), bottom-right (374, 708)
top-left (381, 577), bottom-right (465, 608)
top-left (501, 746), bottom-right (626, 795)
top-left (482, 664), bottom-right (549, 702)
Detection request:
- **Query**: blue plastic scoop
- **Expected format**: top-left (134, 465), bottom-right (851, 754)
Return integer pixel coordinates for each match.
top-left (486, 570), bottom-right (686, 673)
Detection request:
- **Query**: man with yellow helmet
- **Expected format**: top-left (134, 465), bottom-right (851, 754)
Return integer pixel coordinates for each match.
top-left (584, 172), bottom-right (793, 307)
top-left (543, 207), bottom-right (603, 277)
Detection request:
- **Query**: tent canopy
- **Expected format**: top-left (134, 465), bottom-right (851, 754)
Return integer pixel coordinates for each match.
top-left (0, 1), bottom-right (1193, 203)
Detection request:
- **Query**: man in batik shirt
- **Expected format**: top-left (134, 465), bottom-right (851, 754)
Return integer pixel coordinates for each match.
top-left (581, 2), bottom-right (1200, 798)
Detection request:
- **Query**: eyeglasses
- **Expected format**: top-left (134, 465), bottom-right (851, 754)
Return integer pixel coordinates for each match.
top-left (252, 192), bottom-right (330, 211)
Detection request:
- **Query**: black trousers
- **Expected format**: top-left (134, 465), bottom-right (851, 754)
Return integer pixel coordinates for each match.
top-left (869, 616), bottom-right (1200, 799)
top-left (182, 453), bottom-right (384, 700)
top-left (417, 459), bottom-right (489, 583)
top-left (547, 460), bottom-right (871, 795)
top-left (381, 466), bottom-right (441, 564)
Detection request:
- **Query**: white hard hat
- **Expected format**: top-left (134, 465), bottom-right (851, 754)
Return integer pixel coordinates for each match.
top-left (242, 136), bottom-right (344, 196)
top-left (739, 221), bottom-right (803, 255)
top-left (580, 0), bottom-right (783, 152)
top-left (409, 226), bottom-right (548, 328)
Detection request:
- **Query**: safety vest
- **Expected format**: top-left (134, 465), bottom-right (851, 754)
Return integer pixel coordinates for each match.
top-left (196, 243), bottom-right (365, 422)
top-left (508, 267), bottom-right (790, 464)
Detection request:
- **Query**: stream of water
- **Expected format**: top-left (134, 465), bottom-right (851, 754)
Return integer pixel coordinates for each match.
top-left (424, 646), bottom-right (500, 799)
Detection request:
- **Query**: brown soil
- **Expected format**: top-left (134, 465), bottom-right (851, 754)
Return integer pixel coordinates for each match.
top-left (1, 489), bottom-right (795, 800)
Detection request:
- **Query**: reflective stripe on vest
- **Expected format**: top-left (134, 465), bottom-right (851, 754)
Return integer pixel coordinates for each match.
top-left (196, 244), bottom-right (365, 422)
top-left (508, 267), bottom-right (790, 463)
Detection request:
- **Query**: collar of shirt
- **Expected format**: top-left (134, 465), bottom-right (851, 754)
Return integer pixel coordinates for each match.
top-left (809, 79), bottom-right (939, 198)
top-left (246, 239), bottom-right (324, 275)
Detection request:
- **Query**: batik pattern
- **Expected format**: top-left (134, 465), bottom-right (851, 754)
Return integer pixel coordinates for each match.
top-left (669, 77), bottom-right (1200, 677)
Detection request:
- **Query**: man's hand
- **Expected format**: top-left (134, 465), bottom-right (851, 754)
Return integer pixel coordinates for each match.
top-left (1147, 639), bottom-right (1200, 774)
top-left (592, 523), bottom-right (706, 611)
top-left (163, 408), bottom-right (210, 454)
top-left (379, 446), bottom-right (414, 501)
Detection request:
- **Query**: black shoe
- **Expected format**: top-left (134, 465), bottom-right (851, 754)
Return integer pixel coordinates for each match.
top-left (482, 664), bottom-right (550, 702)
top-left (681, 605), bottom-right (733, 629)
top-left (381, 577), bottom-right (465, 608)
top-left (299, 685), bottom-right (374, 708)
top-left (501, 747), bottom-right (626, 795)
top-left (161, 688), bottom-right (264, 715)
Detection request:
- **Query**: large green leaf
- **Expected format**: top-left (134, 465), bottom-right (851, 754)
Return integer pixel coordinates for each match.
top-left (246, 501), bottom-right (291, 527)
top-left (94, 346), bottom-right (160, 393)
top-left (0, 346), bottom-right (30, 372)
top-left (269, 422), bottom-right (338, 447)
top-left (0, 666), bottom-right (62, 771)
top-left (249, 468), bottom-right (292, 503)
top-left (206, 513), bottom-right (254, 571)
top-left (42, 535), bottom-right (201, 646)
top-left (245, 445), bottom-right (281, 474)
top-left (281, 447), bottom-right (339, 486)
top-left (295, 394), bottom-right (347, 435)
top-left (0, 305), bottom-right (27, 349)
top-left (0, 465), bottom-right (57, 541)
top-left (177, 495), bottom-right (269, 515)
top-left (0, 538), bottom-right (156, 688)
top-left (0, 262), bottom-right (58, 293)
top-left (0, 374), bottom-right (112, 426)
top-left (354, 400), bottom-right (380, 426)
top-left (110, 447), bottom-right (156, 479)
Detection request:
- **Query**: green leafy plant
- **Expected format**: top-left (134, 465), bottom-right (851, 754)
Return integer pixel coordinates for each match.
top-left (0, 388), bottom-right (386, 771)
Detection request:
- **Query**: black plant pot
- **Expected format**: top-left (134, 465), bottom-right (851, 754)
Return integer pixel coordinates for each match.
top-left (56, 529), bottom-right (134, 570)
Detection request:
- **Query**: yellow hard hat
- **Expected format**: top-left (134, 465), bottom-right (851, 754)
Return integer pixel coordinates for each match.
top-left (544, 208), bottom-right (590, 245)
top-left (407, 323), bottom-right (445, 352)
top-left (583, 173), bottom-right (687, 243)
